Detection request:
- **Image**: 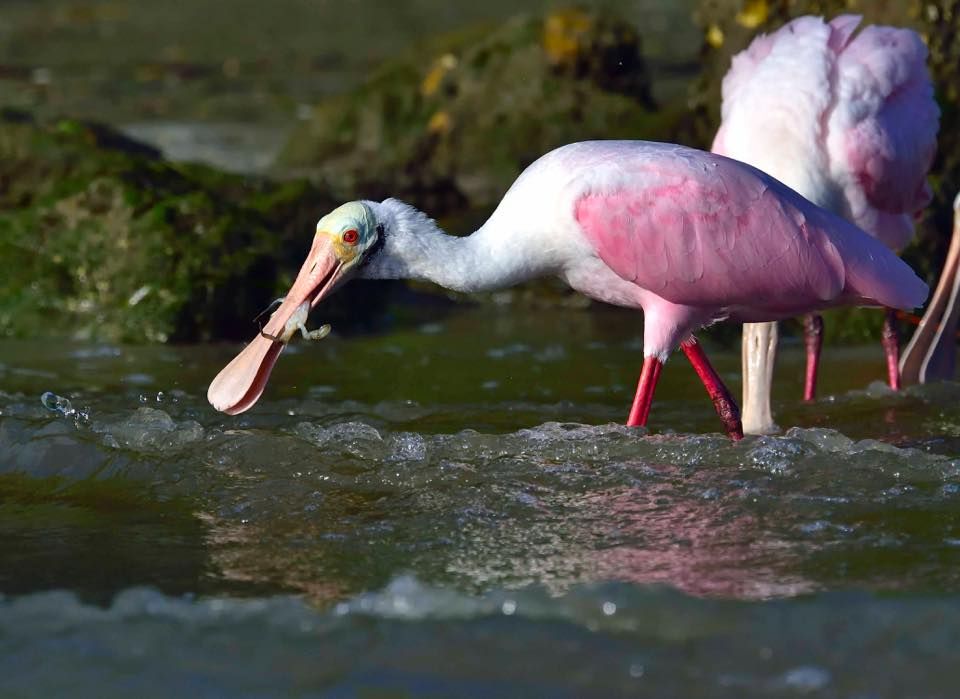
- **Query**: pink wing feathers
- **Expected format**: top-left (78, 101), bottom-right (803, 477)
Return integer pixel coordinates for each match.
top-left (714, 14), bottom-right (939, 252)
top-left (575, 152), bottom-right (928, 315)
top-left (826, 18), bottom-right (940, 250)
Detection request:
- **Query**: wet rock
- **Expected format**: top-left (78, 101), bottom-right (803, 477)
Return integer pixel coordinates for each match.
top-left (689, 0), bottom-right (960, 341)
top-left (275, 8), bottom-right (669, 216)
top-left (0, 110), bottom-right (400, 342)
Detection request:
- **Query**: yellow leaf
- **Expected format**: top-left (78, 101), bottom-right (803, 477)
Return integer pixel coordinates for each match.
top-left (542, 9), bottom-right (594, 66)
top-left (706, 24), bottom-right (725, 48)
top-left (420, 54), bottom-right (458, 98)
top-left (736, 0), bottom-right (768, 29)
top-left (427, 111), bottom-right (452, 135)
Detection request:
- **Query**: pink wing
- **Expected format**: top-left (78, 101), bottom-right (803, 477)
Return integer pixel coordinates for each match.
top-left (713, 15), bottom-right (939, 252)
top-left (826, 18), bottom-right (940, 250)
top-left (575, 152), bottom-right (927, 313)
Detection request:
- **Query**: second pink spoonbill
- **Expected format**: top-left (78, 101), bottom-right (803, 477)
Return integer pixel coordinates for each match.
top-left (712, 14), bottom-right (939, 433)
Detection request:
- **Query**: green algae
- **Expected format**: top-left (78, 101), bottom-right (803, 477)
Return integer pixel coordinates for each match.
top-left (276, 9), bottom-right (674, 216)
top-left (0, 110), bottom-right (344, 343)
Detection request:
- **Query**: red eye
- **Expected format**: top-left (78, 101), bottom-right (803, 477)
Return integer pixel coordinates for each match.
top-left (342, 229), bottom-right (359, 245)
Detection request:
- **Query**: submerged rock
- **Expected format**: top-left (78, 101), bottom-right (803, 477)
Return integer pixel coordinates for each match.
top-left (275, 8), bottom-right (671, 216)
top-left (0, 110), bottom-right (400, 342)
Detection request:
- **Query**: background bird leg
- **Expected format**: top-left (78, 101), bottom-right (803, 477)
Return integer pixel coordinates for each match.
top-left (881, 308), bottom-right (901, 390)
top-left (803, 314), bottom-right (824, 401)
top-left (681, 338), bottom-right (743, 440)
top-left (626, 356), bottom-right (662, 428)
top-left (741, 321), bottom-right (779, 435)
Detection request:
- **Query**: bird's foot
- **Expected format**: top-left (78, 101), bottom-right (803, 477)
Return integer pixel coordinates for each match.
top-left (279, 301), bottom-right (328, 343)
top-left (298, 323), bottom-right (332, 341)
top-left (253, 298), bottom-right (331, 344)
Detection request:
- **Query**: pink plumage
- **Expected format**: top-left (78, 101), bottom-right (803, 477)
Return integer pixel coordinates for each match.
top-left (575, 151), bottom-right (923, 316)
top-left (712, 14), bottom-right (939, 432)
top-left (713, 14), bottom-right (939, 250)
top-left (567, 142), bottom-right (926, 363)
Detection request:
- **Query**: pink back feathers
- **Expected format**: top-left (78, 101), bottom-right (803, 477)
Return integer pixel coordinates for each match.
top-left (714, 15), bottom-right (939, 252)
top-left (574, 150), bottom-right (928, 314)
top-left (827, 18), bottom-right (939, 250)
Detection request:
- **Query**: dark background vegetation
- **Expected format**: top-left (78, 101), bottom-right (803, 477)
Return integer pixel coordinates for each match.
top-left (0, 0), bottom-right (955, 344)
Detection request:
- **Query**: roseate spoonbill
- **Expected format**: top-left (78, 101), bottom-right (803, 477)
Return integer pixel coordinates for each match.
top-left (207, 140), bottom-right (927, 439)
top-left (711, 14), bottom-right (939, 433)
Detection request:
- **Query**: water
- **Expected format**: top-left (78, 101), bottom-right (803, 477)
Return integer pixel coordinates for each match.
top-left (2, 305), bottom-right (960, 696)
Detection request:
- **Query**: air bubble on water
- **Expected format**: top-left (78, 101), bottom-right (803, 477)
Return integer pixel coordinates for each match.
top-left (40, 391), bottom-right (90, 427)
top-left (785, 427), bottom-right (854, 452)
top-left (41, 391), bottom-right (74, 417)
top-left (389, 433), bottom-right (427, 462)
top-left (602, 601), bottom-right (617, 616)
top-left (501, 600), bottom-right (517, 615)
top-left (95, 407), bottom-right (204, 452)
top-left (745, 436), bottom-right (812, 473)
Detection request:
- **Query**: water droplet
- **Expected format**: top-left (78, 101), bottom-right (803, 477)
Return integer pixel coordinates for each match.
top-left (501, 600), bottom-right (517, 615)
top-left (602, 601), bottom-right (617, 616)
top-left (41, 391), bottom-right (75, 417)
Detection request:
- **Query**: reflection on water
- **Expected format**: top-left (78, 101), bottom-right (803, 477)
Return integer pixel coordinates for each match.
top-left (1, 306), bottom-right (959, 694)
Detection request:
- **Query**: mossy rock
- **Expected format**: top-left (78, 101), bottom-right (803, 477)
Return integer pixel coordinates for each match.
top-left (0, 109), bottom-right (402, 343)
top-left (688, 0), bottom-right (960, 342)
top-left (275, 8), bottom-right (677, 216)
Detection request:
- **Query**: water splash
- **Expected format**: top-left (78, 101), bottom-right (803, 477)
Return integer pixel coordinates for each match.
top-left (40, 391), bottom-right (89, 425)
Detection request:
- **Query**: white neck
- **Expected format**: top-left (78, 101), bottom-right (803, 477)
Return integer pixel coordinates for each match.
top-left (357, 198), bottom-right (559, 293)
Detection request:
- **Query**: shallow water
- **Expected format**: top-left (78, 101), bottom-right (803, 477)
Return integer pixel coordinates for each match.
top-left (2, 305), bottom-right (960, 696)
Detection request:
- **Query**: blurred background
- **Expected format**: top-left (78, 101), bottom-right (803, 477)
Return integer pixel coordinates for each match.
top-left (2, 0), bottom-right (955, 344)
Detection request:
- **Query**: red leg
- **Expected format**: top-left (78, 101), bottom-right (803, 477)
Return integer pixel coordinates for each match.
top-left (681, 338), bottom-right (743, 441)
top-left (626, 356), bottom-right (663, 427)
top-left (803, 313), bottom-right (824, 401)
top-left (882, 307), bottom-right (901, 390)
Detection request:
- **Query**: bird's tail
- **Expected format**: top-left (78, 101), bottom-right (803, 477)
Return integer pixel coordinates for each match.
top-left (830, 218), bottom-right (928, 310)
